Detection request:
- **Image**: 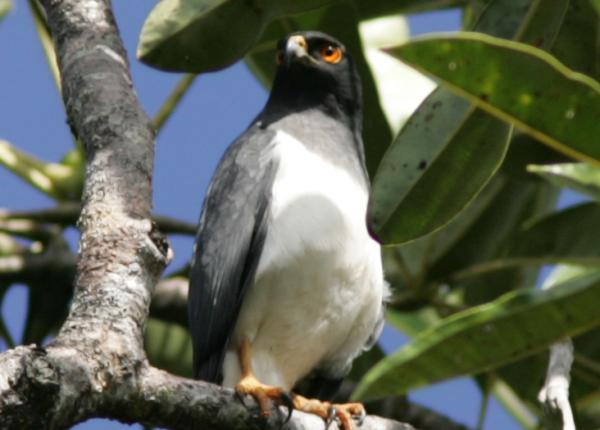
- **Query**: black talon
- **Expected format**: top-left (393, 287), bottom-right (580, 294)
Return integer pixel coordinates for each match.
top-left (325, 406), bottom-right (337, 429)
top-left (280, 392), bottom-right (294, 423)
top-left (354, 407), bottom-right (366, 426)
top-left (234, 390), bottom-right (248, 409)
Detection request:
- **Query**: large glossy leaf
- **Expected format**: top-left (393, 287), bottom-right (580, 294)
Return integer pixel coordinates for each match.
top-left (450, 203), bottom-right (600, 281)
top-left (393, 174), bottom-right (504, 285)
top-left (507, 203), bottom-right (600, 265)
top-left (245, 1), bottom-right (392, 175)
top-left (495, 266), bottom-right (600, 421)
top-left (368, 96), bottom-right (510, 244)
top-left (137, 0), bottom-right (467, 73)
top-left (389, 33), bottom-right (600, 165)
top-left (551, 0), bottom-right (600, 81)
top-left (138, 0), bottom-right (334, 72)
top-left (367, 0), bottom-right (568, 244)
top-left (386, 138), bottom-right (560, 306)
top-left (528, 162), bottom-right (600, 201)
top-left (429, 175), bottom-right (557, 303)
top-left (352, 270), bottom-right (600, 401)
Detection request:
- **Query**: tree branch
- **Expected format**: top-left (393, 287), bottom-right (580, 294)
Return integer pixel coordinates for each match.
top-left (0, 203), bottom-right (197, 235)
top-left (0, 1), bottom-right (416, 429)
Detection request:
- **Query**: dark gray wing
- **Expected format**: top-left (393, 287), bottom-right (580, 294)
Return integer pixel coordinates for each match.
top-left (188, 126), bottom-right (277, 383)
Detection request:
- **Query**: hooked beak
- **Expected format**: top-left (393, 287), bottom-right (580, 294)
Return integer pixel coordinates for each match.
top-left (283, 35), bottom-right (311, 66)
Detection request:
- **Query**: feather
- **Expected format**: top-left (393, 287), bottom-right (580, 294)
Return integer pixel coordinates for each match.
top-left (188, 126), bottom-right (278, 382)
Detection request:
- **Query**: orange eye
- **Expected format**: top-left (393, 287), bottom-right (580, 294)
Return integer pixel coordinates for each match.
top-left (320, 45), bottom-right (342, 64)
top-left (276, 51), bottom-right (284, 65)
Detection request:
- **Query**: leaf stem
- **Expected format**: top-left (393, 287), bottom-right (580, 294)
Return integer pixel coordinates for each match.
top-left (28, 0), bottom-right (61, 92)
top-left (152, 74), bottom-right (197, 133)
top-left (490, 377), bottom-right (538, 430)
top-left (0, 314), bottom-right (16, 349)
top-left (476, 376), bottom-right (491, 430)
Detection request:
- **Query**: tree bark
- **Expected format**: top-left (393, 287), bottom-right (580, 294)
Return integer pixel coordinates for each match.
top-left (0, 1), bottom-right (415, 429)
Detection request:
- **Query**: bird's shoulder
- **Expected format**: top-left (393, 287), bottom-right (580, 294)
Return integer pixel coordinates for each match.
top-left (201, 124), bottom-right (278, 205)
top-left (221, 123), bottom-right (277, 164)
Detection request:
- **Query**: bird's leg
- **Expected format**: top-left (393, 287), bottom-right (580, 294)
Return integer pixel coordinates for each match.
top-left (292, 394), bottom-right (366, 430)
top-left (234, 339), bottom-right (364, 428)
top-left (234, 338), bottom-right (292, 417)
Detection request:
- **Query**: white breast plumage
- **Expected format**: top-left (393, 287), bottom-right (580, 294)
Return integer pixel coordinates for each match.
top-left (224, 130), bottom-right (386, 390)
top-left (257, 130), bottom-right (371, 273)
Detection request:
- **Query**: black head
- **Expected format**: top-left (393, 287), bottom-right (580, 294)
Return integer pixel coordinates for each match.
top-left (262, 31), bottom-right (362, 132)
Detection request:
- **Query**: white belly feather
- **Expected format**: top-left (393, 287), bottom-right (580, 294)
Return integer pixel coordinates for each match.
top-left (223, 131), bottom-right (385, 389)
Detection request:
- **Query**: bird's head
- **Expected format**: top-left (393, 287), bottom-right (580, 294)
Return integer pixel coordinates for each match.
top-left (264, 31), bottom-right (362, 127)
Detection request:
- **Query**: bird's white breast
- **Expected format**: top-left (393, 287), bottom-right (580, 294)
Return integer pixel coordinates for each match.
top-left (257, 130), bottom-right (372, 272)
top-left (224, 130), bottom-right (386, 390)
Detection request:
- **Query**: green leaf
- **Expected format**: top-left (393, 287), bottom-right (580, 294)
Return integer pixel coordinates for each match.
top-left (388, 32), bottom-right (600, 165)
top-left (445, 179), bottom-right (557, 306)
top-left (428, 173), bottom-right (557, 275)
top-left (0, 0), bottom-right (11, 22)
top-left (368, 93), bottom-right (510, 244)
top-left (0, 140), bottom-right (83, 201)
top-left (511, 0), bottom-right (568, 49)
top-left (551, 0), bottom-right (600, 80)
top-left (391, 174), bottom-right (504, 287)
top-left (571, 327), bottom-right (600, 410)
top-left (28, 0), bottom-right (61, 92)
top-left (352, 270), bottom-right (600, 401)
top-left (470, 0), bottom-right (564, 44)
top-left (528, 163), bottom-right (600, 201)
top-left (507, 203), bottom-right (600, 265)
top-left (137, 0), bottom-right (470, 73)
top-left (387, 308), bottom-right (441, 337)
top-left (137, 0), bottom-right (337, 72)
top-left (450, 203), bottom-right (600, 281)
top-left (367, 0), bottom-right (568, 244)
top-left (499, 132), bottom-right (569, 180)
top-left (494, 266), bottom-right (600, 418)
top-left (489, 377), bottom-right (539, 429)
top-left (138, 0), bottom-right (270, 72)
top-left (145, 318), bottom-right (193, 377)
top-left (245, 1), bottom-right (392, 175)
top-left (385, 140), bottom-right (560, 306)
top-left (0, 233), bottom-right (22, 256)
top-left (593, 0), bottom-right (600, 16)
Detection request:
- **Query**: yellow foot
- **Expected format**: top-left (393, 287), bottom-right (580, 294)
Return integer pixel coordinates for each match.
top-left (293, 394), bottom-right (366, 430)
top-left (235, 374), bottom-right (292, 417)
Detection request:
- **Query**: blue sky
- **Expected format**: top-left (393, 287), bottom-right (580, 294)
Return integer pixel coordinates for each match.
top-left (0, 2), bottom-right (571, 429)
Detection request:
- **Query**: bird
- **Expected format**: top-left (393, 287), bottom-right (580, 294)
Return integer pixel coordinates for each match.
top-left (188, 31), bottom-right (387, 430)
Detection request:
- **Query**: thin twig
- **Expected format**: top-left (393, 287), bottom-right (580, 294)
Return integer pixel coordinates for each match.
top-left (152, 74), bottom-right (197, 133)
top-left (0, 204), bottom-right (197, 235)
